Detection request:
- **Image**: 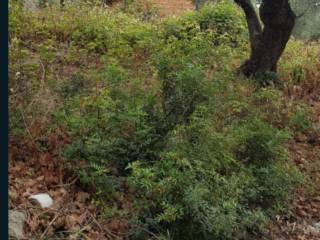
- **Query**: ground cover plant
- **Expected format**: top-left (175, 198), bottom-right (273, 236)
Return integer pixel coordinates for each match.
top-left (9, 0), bottom-right (320, 239)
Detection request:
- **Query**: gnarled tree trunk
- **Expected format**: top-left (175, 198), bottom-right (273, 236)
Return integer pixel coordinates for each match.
top-left (235, 0), bottom-right (296, 78)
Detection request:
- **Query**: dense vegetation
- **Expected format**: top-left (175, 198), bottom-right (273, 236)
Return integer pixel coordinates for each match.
top-left (9, 0), bottom-right (320, 239)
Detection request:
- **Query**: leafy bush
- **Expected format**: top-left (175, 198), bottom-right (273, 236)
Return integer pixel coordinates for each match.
top-left (9, 1), bottom-right (309, 239)
top-left (120, 0), bottom-right (160, 22)
top-left (288, 104), bottom-right (313, 133)
top-left (127, 114), bottom-right (300, 239)
top-left (51, 3), bottom-right (301, 238)
top-left (9, 1), bottom-right (29, 39)
top-left (162, 2), bottom-right (246, 47)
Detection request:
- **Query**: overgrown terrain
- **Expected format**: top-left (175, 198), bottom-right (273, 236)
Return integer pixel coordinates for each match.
top-left (9, 0), bottom-right (320, 239)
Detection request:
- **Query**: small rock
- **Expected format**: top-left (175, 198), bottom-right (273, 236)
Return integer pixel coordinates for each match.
top-left (29, 193), bottom-right (53, 208)
top-left (308, 222), bottom-right (320, 235)
top-left (314, 222), bottom-right (320, 232)
top-left (9, 210), bottom-right (26, 240)
top-left (23, 0), bottom-right (37, 10)
top-left (309, 226), bottom-right (320, 235)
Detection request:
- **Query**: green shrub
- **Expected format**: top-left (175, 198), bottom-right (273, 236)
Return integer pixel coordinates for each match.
top-left (120, 0), bottom-right (160, 22)
top-left (127, 115), bottom-right (300, 239)
top-left (288, 104), bottom-right (313, 133)
top-left (9, 1), bottom-right (29, 39)
top-left (196, 2), bottom-right (246, 46)
top-left (10, 2), bottom-right (306, 239)
top-left (162, 2), bottom-right (247, 48)
top-left (234, 118), bottom-right (291, 166)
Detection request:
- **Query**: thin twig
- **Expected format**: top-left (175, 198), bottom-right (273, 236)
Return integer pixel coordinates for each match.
top-left (87, 211), bottom-right (121, 239)
top-left (18, 108), bottom-right (44, 153)
top-left (51, 177), bottom-right (79, 188)
top-left (29, 59), bottom-right (46, 107)
top-left (40, 210), bottom-right (63, 239)
top-left (127, 224), bottom-right (161, 239)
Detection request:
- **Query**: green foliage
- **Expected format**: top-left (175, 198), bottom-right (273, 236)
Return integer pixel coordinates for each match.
top-left (234, 118), bottom-right (291, 166)
top-left (120, 0), bottom-right (160, 22)
top-left (254, 71), bottom-right (281, 87)
top-left (127, 114), bottom-right (300, 239)
top-left (9, 1), bottom-right (29, 39)
top-left (196, 2), bottom-right (246, 45)
top-left (162, 2), bottom-right (246, 48)
top-left (289, 104), bottom-right (313, 133)
top-left (9, 1), bottom-right (311, 239)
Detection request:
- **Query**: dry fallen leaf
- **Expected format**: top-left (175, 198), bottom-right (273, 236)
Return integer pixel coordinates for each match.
top-left (66, 213), bottom-right (82, 229)
top-left (76, 192), bottom-right (90, 203)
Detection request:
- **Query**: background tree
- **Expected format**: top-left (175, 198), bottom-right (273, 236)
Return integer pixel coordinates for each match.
top-left (196, 0), bottom-right (318, 79)
top-left (290, 0), bottom-right (319, 18)
top-left (291, 0), bottom-right (320, 39)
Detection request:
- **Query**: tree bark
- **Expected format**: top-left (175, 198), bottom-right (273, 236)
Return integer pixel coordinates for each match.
top-left (235, 0), bottom-right (296, 79)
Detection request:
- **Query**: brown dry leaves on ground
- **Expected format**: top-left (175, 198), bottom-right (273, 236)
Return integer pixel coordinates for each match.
top-left (9, 129), bottom-right (128, 240)
top-left (9, 88), bottom-right (320, 240)
top-left (8, 1), bottom-right (320, 239)
top-left (269, 91), bottom-right (320, 239)
top-left (149, 0), bottom-right (194, 17)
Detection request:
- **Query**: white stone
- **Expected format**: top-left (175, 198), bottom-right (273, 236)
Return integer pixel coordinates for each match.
top-left (29, 193), bottom-right (53, 208)
top-left (314, 222), bottom-right (320, 232)
top-left (23, 0), bottom-right (38, 10)
top-left (308, 222), bottom-right (320, 235)
top-left (9, 210), bottom-right (26, 240)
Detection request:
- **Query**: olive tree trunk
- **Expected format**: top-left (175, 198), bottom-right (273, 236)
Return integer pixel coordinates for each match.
top-left (235, 0), bottom-right (296, 78)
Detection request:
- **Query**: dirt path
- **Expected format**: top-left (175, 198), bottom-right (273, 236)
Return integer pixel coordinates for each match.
top-left (151, 0), bottom-right (195, 17)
